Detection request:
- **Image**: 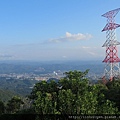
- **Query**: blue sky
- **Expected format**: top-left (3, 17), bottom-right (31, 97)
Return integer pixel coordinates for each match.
top-left (0, 0), bottom-right (120, 61)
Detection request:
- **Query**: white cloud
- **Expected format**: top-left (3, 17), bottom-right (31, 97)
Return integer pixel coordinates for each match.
top-left (0, 54), bottom-right (15, 60)
top-left (48, 32), bottom-right (92, 43)
top-left (88, 51), bottom-right (96, 56)
top-left (62, 55), bottom-right (68, 59)
top-left (76, 46), bottom-right (104, 58)
top-left (82, 46), bottom-right (91, 49)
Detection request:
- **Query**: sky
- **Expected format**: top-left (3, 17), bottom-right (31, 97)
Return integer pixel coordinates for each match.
top-left (0, 0), bottom-right (120, 61)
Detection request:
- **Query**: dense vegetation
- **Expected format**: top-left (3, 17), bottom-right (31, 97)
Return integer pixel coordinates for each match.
top-left (0, 77), bottom-right (38, 100)
top-left (0, 89), bottom-right (17, 102)
top-left (0, 70), bottom-right (120, 119)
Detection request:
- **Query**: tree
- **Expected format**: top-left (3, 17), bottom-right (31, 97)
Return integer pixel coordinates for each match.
top-left (6, 96), bottom-right (24, 113)
top-left (30, 70), bottom-right (119, 115)
top-left (31, 80), bottom-right (59, 114)
top-left (59, 70), bottom-right (89, 94)
top-left (97, 95), bottom-right (118, 114)
top-left (34, 91), bottom-right (57, 114)
top-left (29, 81), bottom-right (48, 100)
top-left (104, 79), bottom-right (120, 111)
top-left (0, 100), bottom-right (4, 114)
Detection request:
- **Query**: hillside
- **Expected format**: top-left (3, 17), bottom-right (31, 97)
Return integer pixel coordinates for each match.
top-left (0, 89), bottom-right (17, 102)
top-left (0, 77), bottom-right (38, 98)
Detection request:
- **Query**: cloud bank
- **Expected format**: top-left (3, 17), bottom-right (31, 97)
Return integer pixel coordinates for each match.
top-left (0, 54), bottom-right (14, 59)
top-left (48, 32), bottom-right (92, 43)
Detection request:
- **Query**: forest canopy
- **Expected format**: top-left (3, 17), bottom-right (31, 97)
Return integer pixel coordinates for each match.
top-left (0, 70), bottom-right (120, 119)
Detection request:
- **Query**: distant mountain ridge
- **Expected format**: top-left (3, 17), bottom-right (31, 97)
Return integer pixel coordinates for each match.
top-left (0, 60), bottom-right (104, 74)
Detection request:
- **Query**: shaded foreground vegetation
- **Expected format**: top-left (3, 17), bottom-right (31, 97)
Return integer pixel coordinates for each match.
top-left (0, 70), bottom-right (120, 119)
top-left (0, 78), bottom-right (38, 101)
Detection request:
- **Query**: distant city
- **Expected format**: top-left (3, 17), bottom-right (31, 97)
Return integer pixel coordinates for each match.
top-left (0, 60), bottom-right (104, 101)
top-left (0, 60), bottom-right (104, 81)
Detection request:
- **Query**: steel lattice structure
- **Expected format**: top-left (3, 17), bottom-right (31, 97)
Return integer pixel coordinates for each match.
top-left (102, 8), bottom-right (120, 82)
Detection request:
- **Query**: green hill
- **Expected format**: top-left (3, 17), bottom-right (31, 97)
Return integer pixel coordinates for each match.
top-left (0, 89), bottom-right (18, 102)
top-left (0, 77), bottom-right (38, 97)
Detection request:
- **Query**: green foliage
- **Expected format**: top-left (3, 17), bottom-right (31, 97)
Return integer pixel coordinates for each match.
top-left (0, 77), bottom-right (38, 98)
top-left (34, 91), bottom-right (56, 114)
top-left (104, 79), bottom-right (120, 111)
top-left (30, 70), bottom-right (119, 115)
top-left (58, 89), bottom-right (76, 114)
top-left (106, 79), bottom-right (120, 89)
top-left (0, 89), bottom-right (17, 102)
top-left (0, 100), bottom-right (5, 114)
top-left (6, 96), bottom-right (24, 113)
top-left (1, 70), bottom-right (120, 116)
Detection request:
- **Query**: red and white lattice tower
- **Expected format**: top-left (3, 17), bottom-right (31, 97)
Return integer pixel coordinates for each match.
top-left (102, 8), bottom-right (120, 82)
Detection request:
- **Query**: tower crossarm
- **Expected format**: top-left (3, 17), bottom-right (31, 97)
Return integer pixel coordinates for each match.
top-left (102, 8), bottom-right (120, 18)
top-left (102, 40), bottom-right (120, 47)
top-left (102, 23), bottom-right (120, 32)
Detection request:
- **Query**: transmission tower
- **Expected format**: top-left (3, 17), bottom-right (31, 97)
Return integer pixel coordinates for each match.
top-left (102, 8), bottom-right (120, 83)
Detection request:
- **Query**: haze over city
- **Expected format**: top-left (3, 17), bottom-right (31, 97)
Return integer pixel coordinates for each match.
top-left (0, 0), bottom-right (120, 61)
